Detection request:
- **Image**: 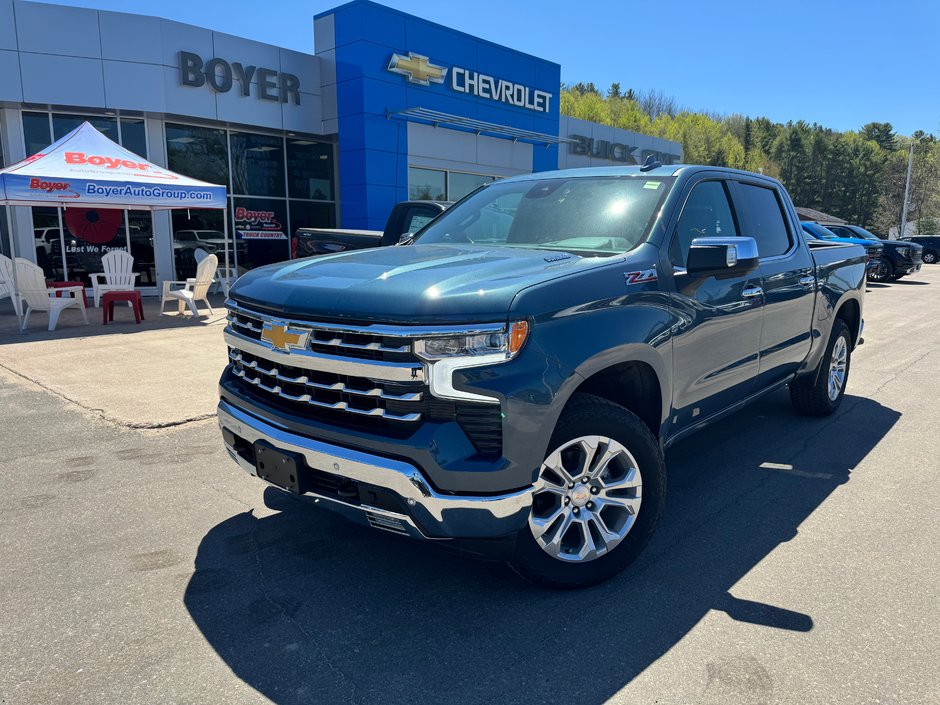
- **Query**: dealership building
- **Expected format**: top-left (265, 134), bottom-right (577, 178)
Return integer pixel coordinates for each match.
top-left (0, 0), bottom-right (682, 291)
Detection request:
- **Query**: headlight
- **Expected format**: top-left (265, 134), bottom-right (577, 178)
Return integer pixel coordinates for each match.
top-left (414, 321), bottom-right (529, 403)
top-left (897, 247), bottom-right (910, 257)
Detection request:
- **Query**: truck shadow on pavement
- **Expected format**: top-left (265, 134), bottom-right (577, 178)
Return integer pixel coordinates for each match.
top-left (184, 389), bottom-right (899, 704)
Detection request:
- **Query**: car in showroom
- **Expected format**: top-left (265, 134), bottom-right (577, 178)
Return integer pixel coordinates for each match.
top-left (823, 224), bottom-right (923, 281)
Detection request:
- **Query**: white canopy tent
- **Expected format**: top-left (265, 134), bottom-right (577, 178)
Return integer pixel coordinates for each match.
top-left (0, 121), bottom-right (229, 329)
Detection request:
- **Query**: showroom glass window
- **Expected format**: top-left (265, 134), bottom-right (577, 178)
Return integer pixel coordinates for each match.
top-left (409, 167), bottom-right (446, 200)
top-left (166, 123), bottom-right (229, 186)
top-left (288, 139), bottom-right (333, 200)
top-left (165, 124), bottom-right (335, 275)
top-left (230, 132), bottom-right (285, 197)
top-left (449, 173), bottom-right (495, 201)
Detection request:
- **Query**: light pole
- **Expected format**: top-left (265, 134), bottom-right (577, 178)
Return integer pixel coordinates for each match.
top-left (898, 134), bottom-right (927, 240)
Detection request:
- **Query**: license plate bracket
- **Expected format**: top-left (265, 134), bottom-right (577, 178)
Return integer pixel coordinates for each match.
top-left (253, 441), bottom-right (307, 494)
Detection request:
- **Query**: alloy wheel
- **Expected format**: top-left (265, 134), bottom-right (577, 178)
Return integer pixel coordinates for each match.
top-left (828, 335), bottom-right (848, 401)
top-left (528, 436), bottom-right (642, 563)
top-left (924, 252), bottom-right (937, 264)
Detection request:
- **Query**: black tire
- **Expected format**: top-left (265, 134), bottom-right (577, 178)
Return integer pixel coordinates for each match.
top-left (869, 259), bottom-right (893, 282)
top-left (923, 251), bottom-right (937, 264)
top-left (509, 393), bottom-right (666, 589)
top-left (789, 318), bottom-right (851, 416)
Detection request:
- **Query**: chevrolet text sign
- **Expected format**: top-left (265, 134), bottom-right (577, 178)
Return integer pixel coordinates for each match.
top-left (387, 52), bottom-right (552, 113)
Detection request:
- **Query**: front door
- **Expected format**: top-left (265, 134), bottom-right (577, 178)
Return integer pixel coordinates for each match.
top-left (668, 179), bottom-right (764, 428)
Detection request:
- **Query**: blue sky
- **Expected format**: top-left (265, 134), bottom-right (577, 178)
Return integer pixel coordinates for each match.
top-left (37, 0), bottom-right (940, 136)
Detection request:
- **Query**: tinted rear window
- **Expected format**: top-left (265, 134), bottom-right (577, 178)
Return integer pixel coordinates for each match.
top-left (736, 183), bottom-right (792, 257)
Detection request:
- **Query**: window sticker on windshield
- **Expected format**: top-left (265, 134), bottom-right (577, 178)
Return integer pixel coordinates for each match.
top-left (643, 181), bottom-right (661, 190)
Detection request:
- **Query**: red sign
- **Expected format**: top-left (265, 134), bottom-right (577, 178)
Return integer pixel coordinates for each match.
top-left (64, 152), bottom-right (150, 170)
top-left (29, 178), bottom-right (71, 193)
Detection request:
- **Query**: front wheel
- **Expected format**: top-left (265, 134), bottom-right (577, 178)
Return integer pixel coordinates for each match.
top-left (869, 259), bottom-right (893, 282)
top-left (789, 318), bottom-right (851, 416)
top-left (923, 251), bottom-right (937, 264)
top-left (509, 394), bottom-right (666, 589)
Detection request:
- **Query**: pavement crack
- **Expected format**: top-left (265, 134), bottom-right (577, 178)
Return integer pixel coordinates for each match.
top-left (0, 361), bottom-right (215, 430)
top-left (247, 517), bottom-right (361, 704)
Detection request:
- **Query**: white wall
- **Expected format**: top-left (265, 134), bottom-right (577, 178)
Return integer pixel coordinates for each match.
top-left (0, 0), bottom-right (323, 134)
top-left (407, 122), bottom-right (533, 177)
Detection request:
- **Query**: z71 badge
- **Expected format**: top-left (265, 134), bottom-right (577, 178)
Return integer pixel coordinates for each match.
top-left (624, 268), bottom-right (657, 285)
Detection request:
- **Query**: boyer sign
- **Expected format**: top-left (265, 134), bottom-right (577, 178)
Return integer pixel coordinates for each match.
top-left (179, 51), bottom-right (301, 105)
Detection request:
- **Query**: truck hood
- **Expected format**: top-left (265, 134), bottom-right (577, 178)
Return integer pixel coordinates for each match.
top-left (229, 244), bottom-right (611, 323)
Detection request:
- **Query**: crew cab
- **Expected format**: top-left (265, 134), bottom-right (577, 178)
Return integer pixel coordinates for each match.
top-left (293, 200), bottom-right (448, 256)
top-left (218, 165), bottom-right (866, 588)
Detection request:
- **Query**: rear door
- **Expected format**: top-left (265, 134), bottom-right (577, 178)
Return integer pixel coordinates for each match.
top-left (730, 180), bottom-right (815, 390)
top-left (668, 177), bottom-right (764, 426)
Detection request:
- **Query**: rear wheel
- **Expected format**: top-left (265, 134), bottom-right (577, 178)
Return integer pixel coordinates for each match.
top-left (869, 259), bottom-right (893, 282)
top-left (509, 394), bottom-right (665, 588)
top-left (789, 318), bottom-right (851, 416)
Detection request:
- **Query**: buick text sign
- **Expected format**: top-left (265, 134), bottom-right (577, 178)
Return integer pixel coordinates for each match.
top-left (179, 51), bottom-right (301, 104)
top-left (570, 134), bottom-right (681, 165)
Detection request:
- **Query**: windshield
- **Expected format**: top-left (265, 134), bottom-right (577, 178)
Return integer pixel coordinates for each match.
top-left (806, 223), bottom-right (843, 240)
top-left (845, 226), bottom-right (880, 241)
top-left (414, 175), bottom-right (675, 256)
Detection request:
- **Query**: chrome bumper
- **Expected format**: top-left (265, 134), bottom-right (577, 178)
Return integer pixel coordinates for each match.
top-left (217, 400), bottom-right (532, 540)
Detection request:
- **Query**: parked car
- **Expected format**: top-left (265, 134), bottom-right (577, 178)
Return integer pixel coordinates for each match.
top-left (33, 227), bottom-right (63, 257)
top-left (903, 236), bottom-right (940, 264)
top-left (178, 229), bottom-right (247, 258)
top-left (293, 200), bottom-right (449, 256)
top-left (174, 229), bottom-right (219, 254)
top-left (823, 224), bottom-right (923, 281)
top-left (801, 222), bottom-right (883, 277)
top-left (219, 165), bottom-right (867, 588)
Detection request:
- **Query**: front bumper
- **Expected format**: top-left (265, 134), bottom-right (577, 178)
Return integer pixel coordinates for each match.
top-left (218, 400), bottom-right (532, 541)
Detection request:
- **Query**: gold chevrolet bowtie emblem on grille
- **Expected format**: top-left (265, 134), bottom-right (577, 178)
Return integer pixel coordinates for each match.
top-left (387, 52), bottom-right (447, 86)
top-left (261, 322), bottom-right (308, 352)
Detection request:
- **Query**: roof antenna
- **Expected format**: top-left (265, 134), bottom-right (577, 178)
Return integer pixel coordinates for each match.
top-left (640, 155), bottom-right (662, 172)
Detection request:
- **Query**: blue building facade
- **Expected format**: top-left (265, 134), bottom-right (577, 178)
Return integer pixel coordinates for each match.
top-left (315, 1), bottom-right (562, 230)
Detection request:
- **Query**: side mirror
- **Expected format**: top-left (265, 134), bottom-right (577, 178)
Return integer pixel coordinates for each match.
top-left (686, 237), bottom-right (759, 277)
top-left (397, 232), bottom-right (416, 246)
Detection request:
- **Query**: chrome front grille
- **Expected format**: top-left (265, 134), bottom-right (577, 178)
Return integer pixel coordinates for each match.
top-left (229, 349), bottom-right (423, 421)
top-left (224, 304), bottom-right (426, 426)
top-left (223, 302), bottom-right (504, 454)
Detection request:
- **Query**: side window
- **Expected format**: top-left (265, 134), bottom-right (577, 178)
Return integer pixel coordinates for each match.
top-left (828, 226), bottom-right (851, 238)
top-left (736, 183), bottom-right (792, 258)
top-left (670, 180), bottom-right (738, 266)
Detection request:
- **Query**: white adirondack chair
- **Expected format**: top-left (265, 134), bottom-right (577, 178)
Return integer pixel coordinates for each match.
top-left (0, 254), bottom-right (23, 316)
top-left (90, 250), bottom-right (139, 307)
top-left (195, 247), bottom-right (236, 296)
top-left (161, 253), bottom-right (218, 317)
top-left (15, 258), bottom-right (88, 332)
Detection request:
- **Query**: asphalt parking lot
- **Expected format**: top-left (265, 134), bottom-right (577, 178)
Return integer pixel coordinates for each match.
top-left (2, 268), bottom-right (939, 705)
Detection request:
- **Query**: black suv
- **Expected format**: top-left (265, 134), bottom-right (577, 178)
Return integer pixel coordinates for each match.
top-left (905, 236), bottom-right (939, 264)
top-left (825, 224), bottom-right (923, 281)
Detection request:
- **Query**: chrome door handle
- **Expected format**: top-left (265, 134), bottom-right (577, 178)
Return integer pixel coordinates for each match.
top-left (799, 275), bottom-right (815, 286)
top-left (742, 286), bottom-right (763, 298)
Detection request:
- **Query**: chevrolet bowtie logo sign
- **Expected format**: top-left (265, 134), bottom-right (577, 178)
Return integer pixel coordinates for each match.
top-left (387, 52), bottom-right (447, 86)
top-left (261, 322), bottom-right (309, 352)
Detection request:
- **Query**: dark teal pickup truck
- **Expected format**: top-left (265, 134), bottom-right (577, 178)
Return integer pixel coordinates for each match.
top-left (218, 165), bottom-right (866, 587)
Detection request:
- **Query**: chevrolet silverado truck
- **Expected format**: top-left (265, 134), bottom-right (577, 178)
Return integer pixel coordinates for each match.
top-left (293, 200), bottom-right (448, 257)
top-left (218, 165), bottom-right (866, 588)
